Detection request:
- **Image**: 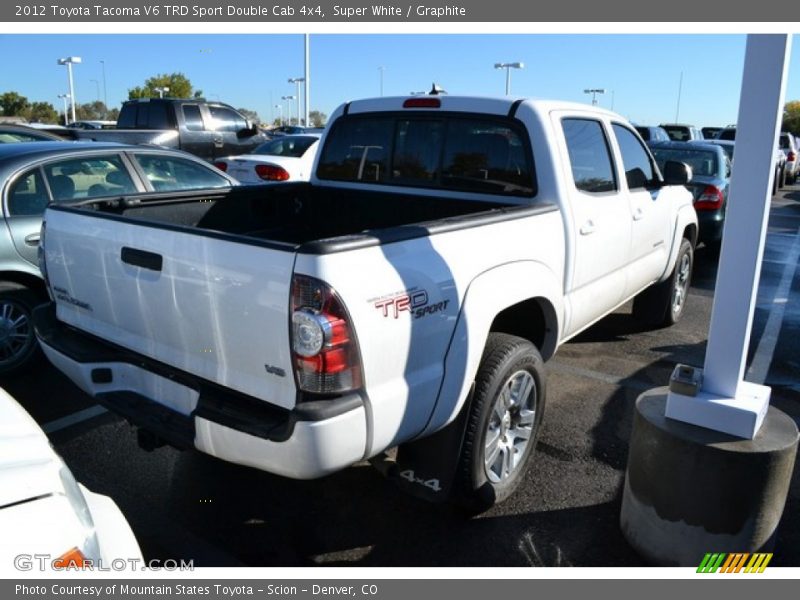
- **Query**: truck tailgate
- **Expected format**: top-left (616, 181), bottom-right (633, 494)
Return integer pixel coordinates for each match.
top-left (43, 209), bottom-right (298, 410)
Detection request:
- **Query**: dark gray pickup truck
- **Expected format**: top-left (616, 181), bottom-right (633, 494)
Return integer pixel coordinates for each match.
top-left (66, 98), bottom-right (269, 161)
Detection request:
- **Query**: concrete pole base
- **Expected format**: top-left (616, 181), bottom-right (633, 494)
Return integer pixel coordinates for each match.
top-left (620, 387), bottom-right (798, 566)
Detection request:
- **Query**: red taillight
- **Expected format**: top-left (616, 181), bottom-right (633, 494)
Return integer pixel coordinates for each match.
top-left (694, 185), bottom-right (724, 211)
top-left (290, 275), bottom-right (362, 394)
top-left (213, 161), bottom-right (227, 172)
top-left (789, 151), bottom-right (796, 162)
top-left (403, 98), bottom-right (441, 109)
top-left (255, 164), bottom-right (290, 181)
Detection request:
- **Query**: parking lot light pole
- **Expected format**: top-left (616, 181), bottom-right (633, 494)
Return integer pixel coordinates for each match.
top-left (282, 96), bottom-right (295, 125)
top-left (494, 62), bottom-right (523, 95)
top-left (304, 34), bottom-right (310, 127)
top-left (378, 66), bottom-right (385, 96)
top-left (154, 86), bottom-right (169, 99)
top-left (274, 104), bottom-right (283, 127)
top-left (288, 78), bottom-right (304, 126)
top-left (57, 56), bottom-right (81, 124)
top-left (57, 93), bottom-right (70, 126)
top-left (90, 79), bottom-right (100, 104)
top-left (583, 88), bottom-right (605, 106)
top-left (100, 60), bottom-right (108, 117)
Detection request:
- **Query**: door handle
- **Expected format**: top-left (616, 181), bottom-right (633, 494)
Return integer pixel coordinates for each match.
top-left (24, 233), bottom-right (40, 246)
top-left (579, 220), bottom-right (595, 235)
top-left (632, 208), bottom-right (644, 221)
top-left (121, 247), bottom-right (162, 272)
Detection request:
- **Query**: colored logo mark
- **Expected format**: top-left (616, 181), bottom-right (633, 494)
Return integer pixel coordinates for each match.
top-left (697, 553), bottom-right (773, 573)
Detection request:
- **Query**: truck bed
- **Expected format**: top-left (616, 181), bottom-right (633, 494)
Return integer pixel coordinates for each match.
top-left (82, 183), bottom-right (517, 250)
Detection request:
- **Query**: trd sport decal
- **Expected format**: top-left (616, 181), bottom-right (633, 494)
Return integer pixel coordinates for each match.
top-left (370, 288), bottom-right (450, 320)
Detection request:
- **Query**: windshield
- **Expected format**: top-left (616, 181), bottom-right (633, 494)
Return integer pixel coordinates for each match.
top-left (652, 148), bottom-right (720, 178)
top-left (251, 136), bottom-right (318, 157)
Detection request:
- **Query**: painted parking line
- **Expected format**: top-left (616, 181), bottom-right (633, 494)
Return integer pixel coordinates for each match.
top-left (747, 225), bottom-right (800, 384)
top-left (42, 404), bottom-right (108, 434)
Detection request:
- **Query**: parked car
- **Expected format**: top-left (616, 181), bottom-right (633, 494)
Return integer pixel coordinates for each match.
top-left (0, 141), bottom-right (237, 375)
top-left (66, 120), bottom-right (117, 130)
top-left (634, 125), bottom-right (670, 143)
top-left (660, 123), bottom-right (705, 141)
top-left (701, 126), bottom-right (723, 140)
top-left (0, 387), bottom-right (142, 568)
top-left (0, 125), bottom-right (65, 143)
top-left (650, 141), bottom-right (730, 247)
top-left (214, 134), bottom-right (321, 184)
top-left (35, 96), bottom-right (697, 512)
top-left (716, 127), bottom-right (736, 141)
top-left (63, 98), bottom-right (270, 161)
top-left (779, 132), bottom-right (798, 184)
top-left (269, 125), bottom-right (324, 137)
top-left (704, 137), bottom-right (787, 194)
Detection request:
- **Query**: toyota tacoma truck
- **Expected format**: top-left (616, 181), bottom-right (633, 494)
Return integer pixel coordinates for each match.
top-left (34, 96), bottom-right (697, 511)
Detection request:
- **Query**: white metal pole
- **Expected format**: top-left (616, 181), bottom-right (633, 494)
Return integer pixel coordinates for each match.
top-left (665, 34), bottom-right (791, 439)
top-left (505, 67), bottom-right (511, 95)
top-left (304, 34), bottom-right (310, 127)
top-left (67, 62), bottom-right (77, 124)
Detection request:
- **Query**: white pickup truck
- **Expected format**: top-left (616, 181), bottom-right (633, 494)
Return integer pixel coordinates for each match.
top-left (34, 96), bottom-right (697, 511)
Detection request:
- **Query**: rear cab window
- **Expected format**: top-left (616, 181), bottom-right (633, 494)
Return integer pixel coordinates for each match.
top-left (316, 113), bottom-right (535, 197)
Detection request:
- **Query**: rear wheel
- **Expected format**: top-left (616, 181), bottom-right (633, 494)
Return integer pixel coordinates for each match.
top-left (452, 333), bottom-right (545, 513)
top-left (632, 238), bottom-right (693, 328)
top-left (0, 284), bottom-right (40, 376)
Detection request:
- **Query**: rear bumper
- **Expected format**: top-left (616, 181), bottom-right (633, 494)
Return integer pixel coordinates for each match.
top-left (696, 210), bottom-right (724, 244)
top-left (34, 304), bottom-right (368, 479)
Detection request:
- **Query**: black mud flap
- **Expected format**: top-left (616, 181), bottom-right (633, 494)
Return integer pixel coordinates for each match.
top-left (385, 388), bottom-right (473, 503)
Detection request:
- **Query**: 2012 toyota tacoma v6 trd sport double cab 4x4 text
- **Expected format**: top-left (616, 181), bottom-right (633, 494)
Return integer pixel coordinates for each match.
top-left (34, 95), bottom-right (697, 511)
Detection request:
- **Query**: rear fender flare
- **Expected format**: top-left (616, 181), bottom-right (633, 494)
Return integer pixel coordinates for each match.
top-left (420, 260), bottom-right (562, 437)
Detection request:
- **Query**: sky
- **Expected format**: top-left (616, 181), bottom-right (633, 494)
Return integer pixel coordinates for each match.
top-left (2, 34), bottom-right (800, 127)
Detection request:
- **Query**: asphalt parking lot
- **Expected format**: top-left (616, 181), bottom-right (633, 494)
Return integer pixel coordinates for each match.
top-left (3, 190), bottom-right (799, 568)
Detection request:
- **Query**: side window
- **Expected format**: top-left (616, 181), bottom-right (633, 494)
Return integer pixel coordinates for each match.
top-left (7, 168), bottom-right (48, 217)
top-left (561, 118), bottom-right (617, 193)
top-left (182, 105), bottom-right (205, 131)
top-left (117, 105), bottom-right (137, 128)
top-left (134, 154), bottom-right (230, 191)
top-left (612, 123), bottom-right (657, 190)
top-left (208, 106), bottom-right (247, 133)
top-left (43, 155), bottom-right (137, 201)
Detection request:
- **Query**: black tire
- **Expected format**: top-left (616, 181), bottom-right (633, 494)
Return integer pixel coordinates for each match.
top-left (779, 166), bottom-right (787, 189)
top-left (452, 333), bottom-right (546, 513)
top-left (632, 238), bottom-right (693, 328)
top-left (0, 283), bottom-right (41, 376)
top-left (773, 167), bottom-right (780, 196)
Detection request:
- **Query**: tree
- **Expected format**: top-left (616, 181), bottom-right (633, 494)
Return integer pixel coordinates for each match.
top-left (782, 100), bottom-right (800, 135)
top-left (26, 101), bottom-right (58, 124)
top-left (309, 110), bottom-right (327, 127)
top-left (0, 91), bottom-right (30, 117)
top-left (128, 73), bottom-right (197, 99)
top-left (75, 101), bottom-right (109, 121)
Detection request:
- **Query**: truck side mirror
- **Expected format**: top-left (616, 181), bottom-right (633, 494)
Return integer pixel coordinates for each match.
top-left (662, 160), bottom-right (692, 185)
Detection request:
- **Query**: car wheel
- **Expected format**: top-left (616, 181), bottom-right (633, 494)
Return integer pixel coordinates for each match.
top-left (632, 238), bottom-right (694, 328)
top-left (453, 333), bottom-right (545, 513)
top-left (0, 284), bottom-right (40, 376)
